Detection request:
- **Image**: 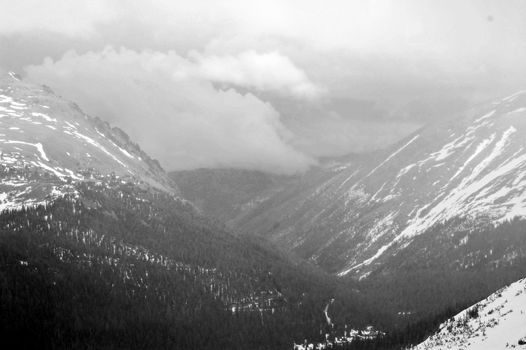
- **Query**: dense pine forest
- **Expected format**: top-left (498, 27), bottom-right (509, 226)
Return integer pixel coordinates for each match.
top-left (0, 178), bottom-right (382, 349)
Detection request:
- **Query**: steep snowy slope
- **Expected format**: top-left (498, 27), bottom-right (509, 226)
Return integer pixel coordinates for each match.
top-left (173, 91), bottom-right (526, 284)
top-left (1, 73), bottom-right (176, 212)
top-left (222, 90), bottom-right (526, 278)
top-left (412, 278), bottom-right (526, 350)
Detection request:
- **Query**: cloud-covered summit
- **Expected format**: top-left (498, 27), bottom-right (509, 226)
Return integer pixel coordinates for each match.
top-left (2, 0), bottom-right (525, 173)
top-left (26, 47), bottom-right (315, 174)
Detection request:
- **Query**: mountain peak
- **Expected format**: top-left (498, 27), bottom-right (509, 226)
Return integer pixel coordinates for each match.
top-left (1, 78), bottom-right (178, 212)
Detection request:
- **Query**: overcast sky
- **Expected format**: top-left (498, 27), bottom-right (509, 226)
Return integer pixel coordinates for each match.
top-left (1, 0), bottom-right (525, 173)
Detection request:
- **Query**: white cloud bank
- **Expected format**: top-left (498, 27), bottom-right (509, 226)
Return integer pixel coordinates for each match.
top-left (26, 47), bottom-right (315, 173)
top-left (3, 0), bottom-right (525, 174)
top-left (190, 51), bottom-right (324, 98)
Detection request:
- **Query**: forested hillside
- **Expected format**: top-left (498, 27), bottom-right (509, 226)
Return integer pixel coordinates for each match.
top-left (0, 178), bottom-right (389, 349)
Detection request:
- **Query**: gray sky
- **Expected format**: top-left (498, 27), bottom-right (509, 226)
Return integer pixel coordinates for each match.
top-left (1, 0), bottom-right (525, 173)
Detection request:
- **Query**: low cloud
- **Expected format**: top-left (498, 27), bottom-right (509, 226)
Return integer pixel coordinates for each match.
top-left (26, 47), bottom-right (315, 174)
top-left (0, 0), bottom-right (114, 38)
top-left (3, 0), bottom-right (524, 174)
top-left (190, 51), bottom-right (324, 98)
top-left (290, 116), bottom-right (421, 158)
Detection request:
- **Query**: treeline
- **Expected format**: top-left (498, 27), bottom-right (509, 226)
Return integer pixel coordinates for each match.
top-left (358, 216), bottom-right (526, 323)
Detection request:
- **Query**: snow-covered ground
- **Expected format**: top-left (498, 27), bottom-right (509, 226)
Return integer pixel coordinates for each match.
top-left (328, 90), bottom-right (526, 277)
top-left (412, 278), bottom-right (526, 350)
top-left (1, 74), bottom-right (177, 213)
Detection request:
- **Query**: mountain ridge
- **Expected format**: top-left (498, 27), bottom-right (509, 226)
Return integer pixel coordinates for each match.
top-left (1, 73), bottom-right (179, 213)
top-left (172, 90), bottom-right (526, 322)
top-left (174, 89), bottom-right (526, 278)
top-left (412, 277), bottom-right (526, 350)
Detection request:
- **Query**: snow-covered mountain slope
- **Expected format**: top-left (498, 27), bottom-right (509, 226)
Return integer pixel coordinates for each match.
top-left (412, 278), bottom-right (526, 350)
top-left (191, 90), bottom-right (526, 278)
top-left (0, 73), bottom-right (176, 211)
top-left (2, 73), bottom-right (390, 348)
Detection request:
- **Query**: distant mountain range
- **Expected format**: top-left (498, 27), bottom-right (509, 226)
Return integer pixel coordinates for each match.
top-left (177, 90), bottom-right (526, 276)
top-left (3, 71), bottom-right (526, 349)
top-left (173, 90), bottom-right (526, 318)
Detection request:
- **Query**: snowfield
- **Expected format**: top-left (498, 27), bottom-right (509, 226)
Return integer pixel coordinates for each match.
top-left (1, 73), bottom-right (176, 213)
top-left (412, 278), bottom-right (526, 350)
